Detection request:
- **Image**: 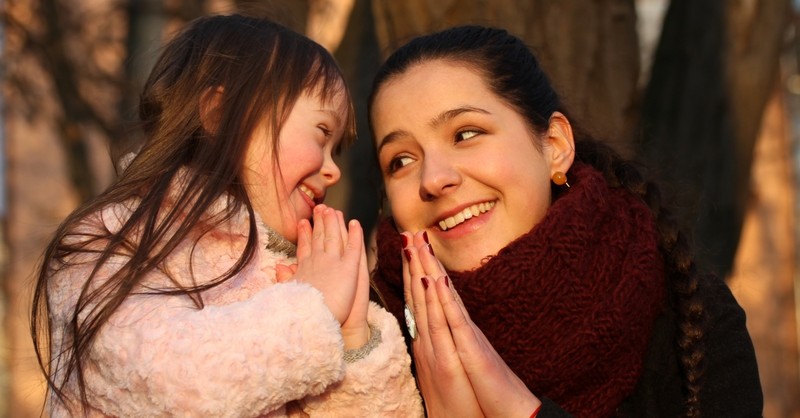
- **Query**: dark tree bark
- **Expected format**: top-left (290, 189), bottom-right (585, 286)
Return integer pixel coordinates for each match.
top-left (336, 0), bottom-right (383, 235)
top-left (370, 0), bottom-right (641, 151)
top-left (640, 0), bottom-right (790, 276)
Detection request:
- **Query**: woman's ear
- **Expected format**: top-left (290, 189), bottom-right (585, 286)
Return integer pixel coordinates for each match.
top-left (546, 111), bottom-right (576, 175)
top-left (199, 86), bottom-right (224, 134)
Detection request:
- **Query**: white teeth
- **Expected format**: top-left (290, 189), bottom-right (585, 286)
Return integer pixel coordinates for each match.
top-left (438, 201), bottom-right (496, 231)
top-left (298, 184), bottom-right (314, 201)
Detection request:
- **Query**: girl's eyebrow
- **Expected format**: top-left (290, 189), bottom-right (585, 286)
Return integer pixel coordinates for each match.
top-left (317, 108), bottom-right (342, 125)
top-left (377, 106), bottom-right (490, 154)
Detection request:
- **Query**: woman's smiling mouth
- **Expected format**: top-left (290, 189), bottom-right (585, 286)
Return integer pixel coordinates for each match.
top-left (438, 201), bottom-right (496, 231)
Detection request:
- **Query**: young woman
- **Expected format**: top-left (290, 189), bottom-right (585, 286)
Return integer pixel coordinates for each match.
top-left (369, 25), bottom-right (762, 417)
top-left (30, 14), bottom-right (422, 417)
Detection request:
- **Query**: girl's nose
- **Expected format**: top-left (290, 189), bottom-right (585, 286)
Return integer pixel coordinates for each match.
top-left (321, 154), bottom-right (341, 186)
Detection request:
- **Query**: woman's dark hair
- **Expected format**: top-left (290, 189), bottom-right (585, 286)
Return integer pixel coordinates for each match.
top-left (31, 13), bottom-right (355, 412)
top-left (369, 25), bottom-right (707, 417)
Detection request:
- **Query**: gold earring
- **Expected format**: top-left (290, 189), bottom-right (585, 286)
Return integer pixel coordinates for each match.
top-left (552, 171), bottom-right (570, 188)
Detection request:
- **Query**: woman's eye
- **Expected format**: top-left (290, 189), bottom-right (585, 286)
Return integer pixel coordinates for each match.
top-left (455, 129), bottom-right (480, 142)
top-left (387, 155), bottom-right (414, 173)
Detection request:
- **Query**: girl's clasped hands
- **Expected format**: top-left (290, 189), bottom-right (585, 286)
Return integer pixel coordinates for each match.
top-left (276, 204), bottom-right (371, 350)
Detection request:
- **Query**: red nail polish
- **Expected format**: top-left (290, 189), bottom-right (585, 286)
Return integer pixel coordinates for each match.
top-left (401, 234), bottom-right (409, 247)
top-left (444, 275), bottom-right (450, 287)
top-left (427, 244), bottom-right (434, 256)
top-left (421, 277), bottom-right (429, 289)
top-left (423, 231), bottom-right (430, 244)
top-left (403, 249), bottom-right (411, 261)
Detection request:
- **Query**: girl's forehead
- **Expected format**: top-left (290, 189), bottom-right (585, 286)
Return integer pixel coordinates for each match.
top-left (307, 80), bottom-right (348, 110)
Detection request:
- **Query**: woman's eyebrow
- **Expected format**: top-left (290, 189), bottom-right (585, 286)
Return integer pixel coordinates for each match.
top-left (377, 106), bottom-right (490, 154)
top-left (429, 106), bottom-right (490, 129)
top-left (377, 130), bottom-right (411, 154)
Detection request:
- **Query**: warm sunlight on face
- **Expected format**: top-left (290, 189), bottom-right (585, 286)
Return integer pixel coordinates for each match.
top-left (372, 60), bottom-right (572, 271)
top-left (243, 86), bottom-right (347, 243)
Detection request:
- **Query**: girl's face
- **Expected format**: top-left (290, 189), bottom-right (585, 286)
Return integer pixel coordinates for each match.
top-left (371, 60), bottom-right (574, 271)
top-left (243, 86), bottom-right (348, 243)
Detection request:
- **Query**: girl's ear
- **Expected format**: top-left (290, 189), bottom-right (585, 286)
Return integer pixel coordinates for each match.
top-left (200, 86), bottom-right (224, 134)
top-left (546, 111), bottom-right (576, 175)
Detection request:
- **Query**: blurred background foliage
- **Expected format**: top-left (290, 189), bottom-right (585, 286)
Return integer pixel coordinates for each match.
top-left (0, 0), bottom-right (798, 416)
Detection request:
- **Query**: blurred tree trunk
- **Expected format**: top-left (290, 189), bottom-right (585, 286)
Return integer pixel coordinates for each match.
top-left (3, 0), bottom-right (128, 415)
top-left (728, 81), bottom-right (800, 418)
top-left (371, 0), bottom-right (641, 151)
top-left (641, 0), bottom-right (789, 276)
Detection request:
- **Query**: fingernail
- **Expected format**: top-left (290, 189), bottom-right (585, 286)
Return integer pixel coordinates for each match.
top-left (444, 275), bottom-right (450, 287)
top-left (403, 248), bottom-right (411, 261)
top-left (427, 244), bottom-right (434, 256)
top-left (401, 234), bottom-right (409, 247)
top-left (421, 277), bottom-right (429, 289)
top-left (422, 230), bottom-right (430, 244)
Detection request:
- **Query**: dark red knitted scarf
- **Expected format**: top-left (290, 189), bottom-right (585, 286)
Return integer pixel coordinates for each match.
top-left (373, 163), bottom-right (666, 418)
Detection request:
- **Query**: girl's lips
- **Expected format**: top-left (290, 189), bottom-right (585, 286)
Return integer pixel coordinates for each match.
top-left (296, 186), bottom-right (317, 216)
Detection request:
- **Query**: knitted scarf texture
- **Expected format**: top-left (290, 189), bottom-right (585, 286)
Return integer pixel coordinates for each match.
top-left (373, 163), bottom-right (666, 417)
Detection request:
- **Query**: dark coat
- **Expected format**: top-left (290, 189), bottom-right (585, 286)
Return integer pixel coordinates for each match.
top-left (539, 275), bottom-right (764, 417)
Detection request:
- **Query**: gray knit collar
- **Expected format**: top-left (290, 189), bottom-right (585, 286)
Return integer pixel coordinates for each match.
top-left (262, 223), bottom-right (297, 257)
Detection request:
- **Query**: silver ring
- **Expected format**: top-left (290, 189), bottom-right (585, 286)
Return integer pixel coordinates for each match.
top-left (404, 304), bottom-right (417, 340)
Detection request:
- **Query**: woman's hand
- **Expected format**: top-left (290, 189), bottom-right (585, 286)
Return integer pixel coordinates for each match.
top-left (402, 231), bottom-right (483, 418)
top-left (405, 230), bottom-right (541, 418)
top-left (277, 204), bottom-right (369, 349)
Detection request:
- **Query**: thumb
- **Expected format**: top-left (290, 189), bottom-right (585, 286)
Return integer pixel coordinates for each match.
top-left (275, 263), bottom-right (297, 283)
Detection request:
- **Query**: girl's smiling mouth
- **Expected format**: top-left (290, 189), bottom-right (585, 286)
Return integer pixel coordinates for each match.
top-left (298, 184), bottom-right (323, 208)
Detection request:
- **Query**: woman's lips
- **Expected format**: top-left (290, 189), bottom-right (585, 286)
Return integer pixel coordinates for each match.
top-left (437, 201), bottom-right (496, 231)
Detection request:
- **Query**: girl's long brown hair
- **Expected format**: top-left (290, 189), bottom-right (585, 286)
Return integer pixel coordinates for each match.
top-left (31, 13), bottom-right (355, 411)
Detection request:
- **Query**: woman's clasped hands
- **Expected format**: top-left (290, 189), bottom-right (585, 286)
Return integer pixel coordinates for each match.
top-left (401, 230), bottom-right (542, 418)
top-left (276, 204), bottom-right (371, 350)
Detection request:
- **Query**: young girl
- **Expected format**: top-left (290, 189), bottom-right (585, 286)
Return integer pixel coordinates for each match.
top-left (30, 14), bottom-right (422, 417)
top-left (369, 26), bottom-right (762, 417)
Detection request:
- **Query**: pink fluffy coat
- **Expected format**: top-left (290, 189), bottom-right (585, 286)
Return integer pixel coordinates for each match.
top-left (46, 188), bottom-right (422, 417)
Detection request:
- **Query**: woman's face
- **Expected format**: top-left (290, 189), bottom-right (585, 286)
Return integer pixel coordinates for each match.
top-left (371, 60), bottom-right (574, 271)
top-left (243, 86), bottom-right (348, 243)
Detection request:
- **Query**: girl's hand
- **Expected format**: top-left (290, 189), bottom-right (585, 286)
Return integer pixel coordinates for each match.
top-left (407, 230), bottom-right (541, 418)
top-left (402, 231), bottom-right (483, 418)
top-left (337, 211), bottom-right (370, 350)
top-left (286, 205), bottom-right (368, 349)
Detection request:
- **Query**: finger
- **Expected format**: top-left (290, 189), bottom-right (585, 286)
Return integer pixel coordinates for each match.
top-left (275, 264), bottom-right (296, 283)
top-left (405, 233), bottom-right (426, 281)
top-left (311, 204), bottom-right (327, 252)
top-left (423, 272), bottom-right (459, 360)
top-left (400, 231), bottom-right (414, 306)
top-left (296, 219), bottom-right (313, 260)
top-left (337, 210), bottom-right (348, 248)
top-left (435, 275), bottom-right (482, 357)
top-left (344, 218), bottom-right (364, 267)
top-left (322, 207), bottom-right (343, 254)
top-left (407, 246), bottom-right (431, 347)
top-left (414, 231), bottom-right (447, 284)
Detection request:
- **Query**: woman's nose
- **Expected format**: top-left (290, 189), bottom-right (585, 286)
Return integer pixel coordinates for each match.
top-left (418, 153), bottom-right (461, 201)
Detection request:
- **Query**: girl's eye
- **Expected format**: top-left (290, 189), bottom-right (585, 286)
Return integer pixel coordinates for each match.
top-left (387, 155), bottom-right (414, 173)
top-left (455, 129), bottom-right (480, 142)
top-left (318, 125), bottom-right (332, 137)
